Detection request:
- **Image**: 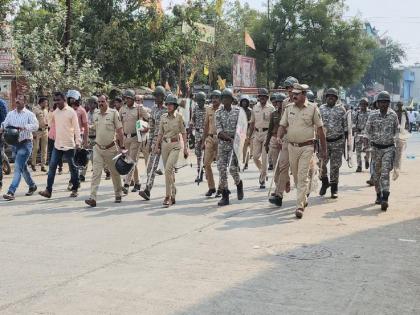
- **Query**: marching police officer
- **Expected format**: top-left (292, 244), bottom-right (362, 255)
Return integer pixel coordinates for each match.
top-left (85, 94), bottom-right (125, 207)
top-left (154, 95), bottom-right (188, 207)
top-left (319, 88), bottom-right (347, 199)
top-left (354, 98), bottom-right (371, 172)
top-left (248, 88), bottom-right (275, 188)
top-left (240, 94), bottom-right (252, 170)
top-left (191, 91), bottom-right (207, 182)
top-left (139, 86), bottom-right (168, 200)
top-left (364, 91), bottom-right (399, 211)
top-left (278, 83), bottom-right (327, 219)
top-left (202, 90), bottom-right (222, 197)
top-left (120, 89), bottom-right (150, 194)
top-left (31, 97), bottom-right (49, 172)
top-left (265, 92), bottom-right (290, 206)
top-left (215, 88), bottom-right (244, 206)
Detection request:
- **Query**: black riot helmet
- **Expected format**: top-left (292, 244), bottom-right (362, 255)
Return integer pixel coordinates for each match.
top-left (3, 126), bottom-right (20, 146)
top-left (115, 155), bottom-right (135, 175)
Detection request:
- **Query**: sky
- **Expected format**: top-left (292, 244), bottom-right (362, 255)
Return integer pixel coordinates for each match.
top-left (163, 0), bottom-right (420, 66)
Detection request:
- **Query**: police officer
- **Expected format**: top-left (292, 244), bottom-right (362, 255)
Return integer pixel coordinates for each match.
top-left (354, 98), bottom-right (371, 172)
top-left (278, 83), bottom-right (327, 219)
top-left (248, 88), bottom-right (275, 188)
top-left (85, 94), bottom-right (125, 207)
top-left (202, 90), bottom-right (222, 197)
top-left (393, 101), bottom-right (410, 180)
top-left (215, 88), bottom-right (244, 206)
top-left (191, 91), bottom-right (206, 182)
top-left (31, 97), bottom-right (49, 172)
top-left (239, 95), bottom-right (252, 170)
top-left (154, 95), bottom-right (188, 207)
top-left (319, 88), bottom-right (348, 199)
top-left (306, 90), bottom-right (316, 104)
top-left (139, 86), bottom-right (167, 200)
top-left (120, 89), bottom-right (150, 194)
top-left (283, 76), bottom-right (299, 105)
top-left (364, 91), bottom-right (399, 211)
top-left (265, 92), bottom-right (290, 206)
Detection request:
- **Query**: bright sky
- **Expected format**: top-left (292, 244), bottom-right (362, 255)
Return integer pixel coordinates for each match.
top-left (163, 0), bottom-right (420, 65)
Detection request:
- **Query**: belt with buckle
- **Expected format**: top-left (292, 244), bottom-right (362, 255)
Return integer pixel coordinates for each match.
top-left (96, 142), bottom-right (115, 150)
top-left (256, 128), bottom-right (268, 132)
top-left (195, 128), bottom-right (203, 132)
top-left (289, 140), bottom-right (315, 147)
top-left (163, 137), bottom-right (179, 143)
top-left (326, 135), bottom-right (344, 142)
top-left (372, 142), bottom-right (394, 149)
top-left (38, 128), bottom-right (47, 131)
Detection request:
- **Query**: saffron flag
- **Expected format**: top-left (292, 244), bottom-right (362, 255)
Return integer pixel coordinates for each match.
top-left (215, 0), bottom-right (224, 16)
top-left (245, 31), bottom-right (256, 50)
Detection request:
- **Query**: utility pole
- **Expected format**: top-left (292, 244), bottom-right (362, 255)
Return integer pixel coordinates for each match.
top-left (64, 0), bottom-right (72, 71)
top-left (266, 0), bottom-right (272, 88)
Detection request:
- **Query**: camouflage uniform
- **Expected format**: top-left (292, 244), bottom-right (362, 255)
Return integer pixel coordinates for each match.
top-left (192, 104), bottom-right (206, 169)
top-left (215, 106), bottom-right (241, 190)
top-left (319, 103), bottom-right (347, 184)
top-left (145, 104), bottom-right (168, 191)
top-left (354, 109), bottom-right (371, 168)
top-left (364, 108), bottom-right (398, 194)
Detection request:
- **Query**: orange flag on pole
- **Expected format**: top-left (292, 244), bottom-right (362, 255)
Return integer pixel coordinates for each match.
top-left (245, 31), bottom-right (256, 50)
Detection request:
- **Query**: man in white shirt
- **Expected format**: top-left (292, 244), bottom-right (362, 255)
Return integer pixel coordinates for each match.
top-left (0, 98), bottom-right (39, 200)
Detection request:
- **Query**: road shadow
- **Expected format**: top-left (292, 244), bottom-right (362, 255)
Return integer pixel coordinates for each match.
top-left (171, 217), bottom-right (420, 315)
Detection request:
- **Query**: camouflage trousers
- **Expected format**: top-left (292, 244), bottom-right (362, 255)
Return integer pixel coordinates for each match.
top-left (320, 138), bottom-right (344, 184)
top-left (217, 141), bottom-right (241, 190)
top-left (372, 146), bottom-right (395, 193)
top-left (195, 131), bottom-right (204, 169)
top-left (355, 134), bottom-right (370, 167)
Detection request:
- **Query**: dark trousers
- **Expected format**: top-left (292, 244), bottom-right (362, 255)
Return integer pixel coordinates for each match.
top-left (47, 148), bottom-right (79, 193)
top-left (0, 140), bottom-right (3, 183)
top-left (48, 138), bottom-right (63, 168)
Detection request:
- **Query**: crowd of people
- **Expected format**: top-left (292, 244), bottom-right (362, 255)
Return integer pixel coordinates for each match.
top-left (0, 76), bottom-right (411, 219)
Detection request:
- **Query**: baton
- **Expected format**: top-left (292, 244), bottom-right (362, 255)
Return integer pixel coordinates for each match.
top-left (268, 148), bottom-right (282, 197)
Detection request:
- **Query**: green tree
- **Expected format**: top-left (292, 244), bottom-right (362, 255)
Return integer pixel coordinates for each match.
top-left (361, 39), bottom-right (405, 90)
top-left (248, 0), bottom-right (376, 88)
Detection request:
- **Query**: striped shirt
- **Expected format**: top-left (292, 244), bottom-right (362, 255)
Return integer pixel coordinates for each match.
top-left (1, 108), bottom-right (39, 142)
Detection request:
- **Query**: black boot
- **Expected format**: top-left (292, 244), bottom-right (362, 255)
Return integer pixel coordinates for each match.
top-left (375, 193), bottom-right (382, 205)
top-left (330, 183), bottom-right (338, 199)
top-left (218, 189), bottom-right (230, 206)
top-left (381, 191), bottom-right (390, 211)
top-left (236, 180), bottom-right (244, 200)
top-left (205, 188), bottom-right (216, 197)
top-left (319, 177), bottom-right (330, 196)
top-left (215, 189), bottom-right (222, 198)
top-left (356, 166), bottom-right (362, 173)
top-left (269, 195), bottom-right (283, 207)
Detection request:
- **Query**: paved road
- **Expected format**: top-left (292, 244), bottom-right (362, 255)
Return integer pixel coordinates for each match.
top-left (1, 135), bottom-right (419, 314)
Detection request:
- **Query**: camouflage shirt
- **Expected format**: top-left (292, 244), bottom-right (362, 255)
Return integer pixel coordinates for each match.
top-left (319, 103), bottom-right (347, 139)
top-left (364, 108), bottom-right (399, 145)
top-left (192, 105), bottom-right (206, 132)
top-left (149, 104), bottom-right (168, 141)
top-left (354, 110), bottom-right (370, 132)
top-left (215, 105), bottom-right (240, 139)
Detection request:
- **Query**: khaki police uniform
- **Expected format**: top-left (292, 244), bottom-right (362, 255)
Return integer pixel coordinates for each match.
top-left (250, 102), bottom-right (275, 181)
top-left (32, 105), bottom-right (49, 166)
top-left (159, 112), bottom-right (186, 198)
top-left (120, 103), bottom-right (150, 186)
top-left (203, 106), bottom-right (219, 190)
top-left (280, 100), bottom-right (323, 209)
top-left (90, 108), bottom-right (123, 200)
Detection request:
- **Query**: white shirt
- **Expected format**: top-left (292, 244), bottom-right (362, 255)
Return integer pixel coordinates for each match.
top-left (1, 108), bottom-right (39, 142)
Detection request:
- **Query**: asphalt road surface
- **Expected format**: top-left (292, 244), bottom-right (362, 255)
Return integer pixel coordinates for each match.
top-left (0, 134), bottom-right (419, 314)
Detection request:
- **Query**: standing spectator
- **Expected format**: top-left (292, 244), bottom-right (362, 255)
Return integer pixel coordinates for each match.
top-left (1, 98), bottom-right (39, 200)
top-left (0, 97), bottom-right (8, 190)
top-left (407, 108), bottom-right (416, 132)
top-left (39, 92), bottom-right (81, 199)
top-left (31, 97), bottom-right (49, 172)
